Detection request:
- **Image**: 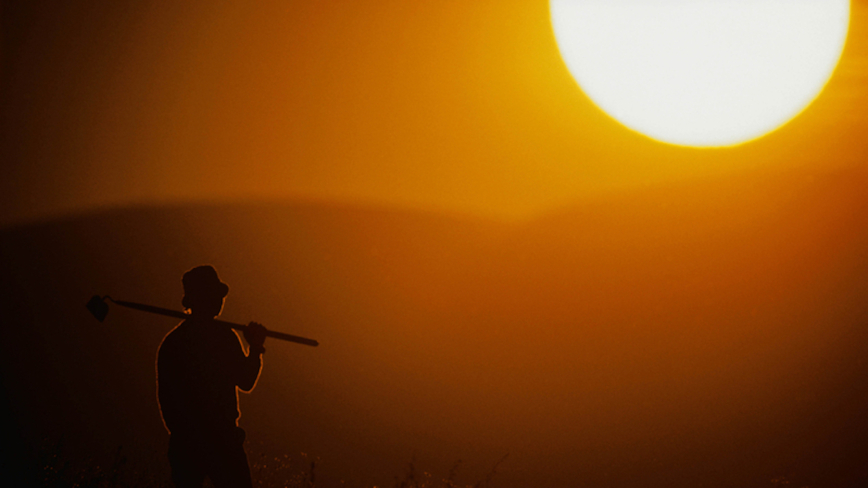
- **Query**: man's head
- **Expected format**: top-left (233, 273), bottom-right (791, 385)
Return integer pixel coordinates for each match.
top-left (181, 265), bottom-right (229, 318)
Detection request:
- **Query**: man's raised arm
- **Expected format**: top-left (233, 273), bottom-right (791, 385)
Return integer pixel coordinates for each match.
top-left (237, 322), bottom-right (266, 392)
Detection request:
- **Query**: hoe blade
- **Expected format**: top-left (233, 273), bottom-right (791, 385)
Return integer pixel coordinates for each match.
top-left (86, 295), bottom-right (109, 322)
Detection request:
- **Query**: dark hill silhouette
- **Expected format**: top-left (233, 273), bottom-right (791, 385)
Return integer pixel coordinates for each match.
top-left (2, 168), bottom-right (868, 487)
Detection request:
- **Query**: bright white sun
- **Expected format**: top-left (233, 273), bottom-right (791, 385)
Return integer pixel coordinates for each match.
top-left (550, 0), bottom-right (850, 147)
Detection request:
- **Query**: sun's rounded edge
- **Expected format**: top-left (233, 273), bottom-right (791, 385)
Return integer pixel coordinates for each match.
top-left (548, 0), bottom-right (853, 150)
top-left (697, 0), bottom-right (853, 150)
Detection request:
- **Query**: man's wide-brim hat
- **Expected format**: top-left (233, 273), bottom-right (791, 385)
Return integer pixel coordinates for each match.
top-left (182, 265), bottom-right (229, 298)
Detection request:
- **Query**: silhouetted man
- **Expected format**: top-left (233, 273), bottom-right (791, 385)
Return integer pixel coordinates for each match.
top-left (157, 265), bottom-right (267, 488)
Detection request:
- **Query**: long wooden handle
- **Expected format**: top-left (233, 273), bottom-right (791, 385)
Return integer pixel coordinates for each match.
top-left (110, 299), bottom-right (319, 347)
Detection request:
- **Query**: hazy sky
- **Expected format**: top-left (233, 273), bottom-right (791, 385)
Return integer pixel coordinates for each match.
top-left (2, 0), bottom-right (867, 225)
top-left (4, 4), bottom-right (868, 485)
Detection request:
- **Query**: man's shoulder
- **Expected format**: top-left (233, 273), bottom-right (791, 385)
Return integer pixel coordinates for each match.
top-left (158, 321), bottom-right (190, 353)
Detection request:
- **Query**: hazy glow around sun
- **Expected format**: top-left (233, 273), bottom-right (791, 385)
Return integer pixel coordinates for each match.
top-left (550, 0), bottom-right (850, 147)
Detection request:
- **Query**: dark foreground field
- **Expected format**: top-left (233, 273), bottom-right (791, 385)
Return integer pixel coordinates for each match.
top-left (3, 166), bottom-right (868, 487)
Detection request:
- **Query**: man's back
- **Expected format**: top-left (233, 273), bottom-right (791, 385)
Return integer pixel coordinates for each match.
top-left (157, 318), bottom-right (257, 438)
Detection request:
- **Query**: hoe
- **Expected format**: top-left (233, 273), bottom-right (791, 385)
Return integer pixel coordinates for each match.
top-left (86, 295), bottom-right (319, 347)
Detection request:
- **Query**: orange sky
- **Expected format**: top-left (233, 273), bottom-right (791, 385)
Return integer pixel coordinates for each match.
top-left (3, 4), bottom-right (868, 484)
top-left (2, 0), bottom-right (867, 225)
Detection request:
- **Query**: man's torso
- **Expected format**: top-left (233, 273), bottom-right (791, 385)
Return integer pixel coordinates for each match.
top-left (157, 320), bottom-right (246, 436)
